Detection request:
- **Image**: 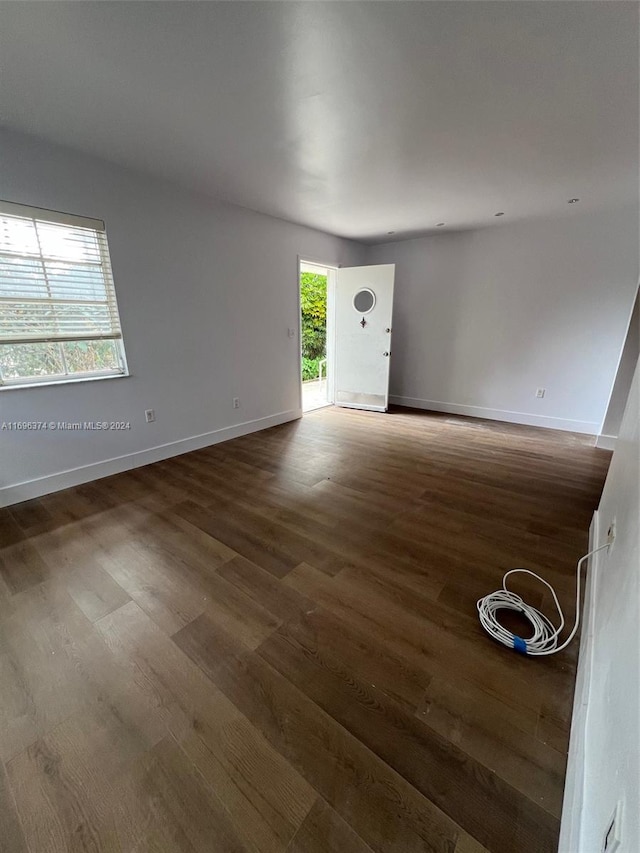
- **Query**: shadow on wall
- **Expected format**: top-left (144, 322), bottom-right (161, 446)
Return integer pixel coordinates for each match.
top-left (600, 285), bottom-right (640, 441)
top-left (388, 232), bottom-right (473, 401)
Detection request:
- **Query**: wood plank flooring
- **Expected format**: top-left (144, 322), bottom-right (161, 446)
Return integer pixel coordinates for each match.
top-left (0, 406), bottom-right (611, 853)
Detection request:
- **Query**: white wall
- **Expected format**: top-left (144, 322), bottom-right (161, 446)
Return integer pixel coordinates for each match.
top-left (367, 208), bottom-right (639, 433)
top-left (599, 287), bottom-right (639, 446)
top-left (559, 354), bottom-right (640, 852)
top-left (2, 129), bottom-right (638, 505)
top-left (0, 130), bottom-right (364, 505)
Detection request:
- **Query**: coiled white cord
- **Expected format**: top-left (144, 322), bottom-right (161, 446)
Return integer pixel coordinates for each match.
top-left (476, 543), bottom-right (610, 656)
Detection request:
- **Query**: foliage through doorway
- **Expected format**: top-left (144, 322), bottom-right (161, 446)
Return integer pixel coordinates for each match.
top-left (300, 271), bottom-right (327, 380)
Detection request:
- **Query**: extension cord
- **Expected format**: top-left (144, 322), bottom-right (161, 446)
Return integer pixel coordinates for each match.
top-left (476, 542), bottom-right (610, 656)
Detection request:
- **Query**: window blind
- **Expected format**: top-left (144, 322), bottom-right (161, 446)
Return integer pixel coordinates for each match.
top-left (0, 201), bottom-right (123, 345)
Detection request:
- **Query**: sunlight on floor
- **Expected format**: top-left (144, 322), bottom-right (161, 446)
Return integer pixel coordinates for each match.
top-left (302, 378), bottom-right (331, 413)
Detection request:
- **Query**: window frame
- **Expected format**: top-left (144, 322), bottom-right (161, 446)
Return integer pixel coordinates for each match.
top-left (0, 201), bottom-right (129, 390)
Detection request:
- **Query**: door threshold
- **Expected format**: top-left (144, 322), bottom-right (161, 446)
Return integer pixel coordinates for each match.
top-left (303, 403), bottom-right (334, 414)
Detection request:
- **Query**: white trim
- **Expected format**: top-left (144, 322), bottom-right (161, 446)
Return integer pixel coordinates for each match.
top-left (300, 260), bottom-right (337, 275)
top-left (296, 256), bottom-right (304, 414)
top-left (298, 255), bottom-right (340, 272)
top-left (0, 370), bottom-right (129, 392)
top-left (597, 281), bottom-right (640, 437)
top-left (335, 403), bottom-right (387, 413)
top-left (388, 395), bottom-right (599, 434)
top-left (0, 408), bottom-right (301, 508)
top-left (596, 433), bottom-right (617, 451)
top-left (558, 511), bottom-right (601, 853)
top-left (1, 364), bottom-right (126, 389)
top-left (325, 269), bottom-right (336, 406)
top-left (0, 199), bottom-right (104, 231)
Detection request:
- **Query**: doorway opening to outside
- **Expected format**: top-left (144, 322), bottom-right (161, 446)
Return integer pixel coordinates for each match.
top-left (299, 260), bottom-right (336, 413)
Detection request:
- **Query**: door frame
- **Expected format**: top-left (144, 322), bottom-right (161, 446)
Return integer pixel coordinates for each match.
top-left (297, 256), bottom-right (339, 414)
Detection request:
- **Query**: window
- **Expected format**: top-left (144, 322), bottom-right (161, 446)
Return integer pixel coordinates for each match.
top-left (0, 201), bottom-right (128, 388)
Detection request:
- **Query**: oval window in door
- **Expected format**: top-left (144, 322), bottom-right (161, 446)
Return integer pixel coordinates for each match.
top-left (353, 288), bottom-right (376, 313)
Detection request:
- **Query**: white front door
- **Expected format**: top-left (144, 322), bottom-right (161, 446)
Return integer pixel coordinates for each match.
top-left (334, 264), bottom-right (395, 412)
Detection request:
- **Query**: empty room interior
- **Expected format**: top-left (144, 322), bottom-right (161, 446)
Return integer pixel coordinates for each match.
top-left (1, 3), bottom-right (639, 853)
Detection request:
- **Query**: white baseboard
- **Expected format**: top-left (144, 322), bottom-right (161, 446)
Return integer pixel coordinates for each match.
top-left (595, 433), bottom-right (617, 451)
top-left (0, 408), bottom-right (301, 508)
top-left (558, 510), bottom-right (600, 853)
top-left (389, 395), bottom-right (599, 435)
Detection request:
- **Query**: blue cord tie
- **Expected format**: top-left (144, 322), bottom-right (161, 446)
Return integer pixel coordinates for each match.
top-left (513, 636), bottom-right (528, 655)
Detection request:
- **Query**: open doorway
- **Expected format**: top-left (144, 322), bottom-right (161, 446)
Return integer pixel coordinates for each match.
top-left (299, 260), bottom-right (336, 413)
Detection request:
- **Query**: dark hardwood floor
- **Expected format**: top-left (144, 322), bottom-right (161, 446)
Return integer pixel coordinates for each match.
top-left (0, 406), bottom-right (611, 853)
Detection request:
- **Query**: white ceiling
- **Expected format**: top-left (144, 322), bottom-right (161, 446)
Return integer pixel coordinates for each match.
top-left (0, 2), bottom-right (637, 243)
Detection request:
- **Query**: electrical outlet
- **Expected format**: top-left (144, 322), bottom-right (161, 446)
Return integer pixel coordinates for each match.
top-left (602, 802), bottom-right (622, 852)
top-left (145, 408), bottom-right (156, 423)
top-left (288, 327), bottom-right (296, 338)
top-left (536, 388), bottom-right (546, 398)
top-left (607, 518), bottom-right (616, 550)
top-left (233, 397), bottom-right (240, 409)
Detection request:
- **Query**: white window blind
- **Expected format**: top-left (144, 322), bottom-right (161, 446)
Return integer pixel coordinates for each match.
top-left (0, 200), bottom-right (127, 387)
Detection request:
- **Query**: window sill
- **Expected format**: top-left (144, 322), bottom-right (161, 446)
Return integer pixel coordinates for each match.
top-left (0, 372), bottom-right (130, 391)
